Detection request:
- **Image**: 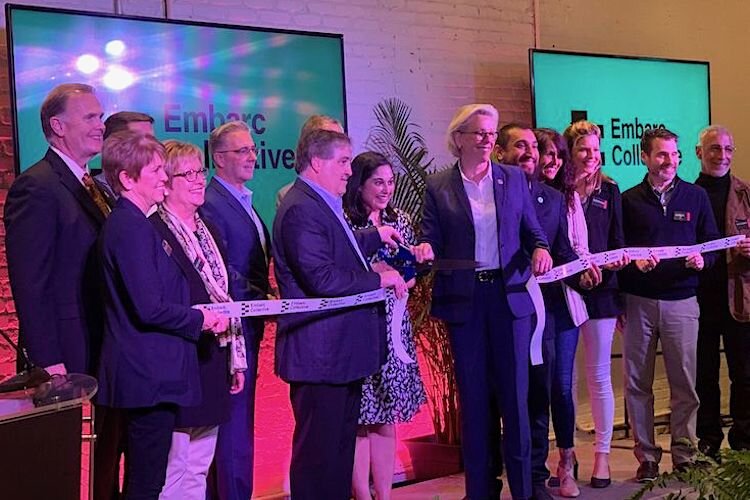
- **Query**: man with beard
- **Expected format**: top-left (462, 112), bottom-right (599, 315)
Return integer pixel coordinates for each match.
top-left (620, 128), bottom-right (720, 480)
top-left (694, 125), bottom-right (750, 457)
top-left (496, 123), bottom-right (592, 499)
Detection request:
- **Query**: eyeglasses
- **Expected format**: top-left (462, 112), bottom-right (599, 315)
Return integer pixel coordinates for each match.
top-left (459, 130), bottom-right (499, 141)
top-left (172, 167), bottom-right (208, 182)
top-left (215, 146), bottom-right (258, 156)
top-left (707, 145), bottom-right (736, 155)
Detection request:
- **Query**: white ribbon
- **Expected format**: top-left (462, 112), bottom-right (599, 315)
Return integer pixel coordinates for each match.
top-left (527, 235), bottom-right (745, 366)
top-left (201, 236), bottom-right (744, 369)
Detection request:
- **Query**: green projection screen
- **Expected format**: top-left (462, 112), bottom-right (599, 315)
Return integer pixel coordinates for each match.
top-left (7, 4), bottom-right (347, 224)
top-left (530, 49), bottom-right (710, 190)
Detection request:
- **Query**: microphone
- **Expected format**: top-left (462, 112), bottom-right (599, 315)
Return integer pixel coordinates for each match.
top-left (0, 329), bottom-right (51, 393)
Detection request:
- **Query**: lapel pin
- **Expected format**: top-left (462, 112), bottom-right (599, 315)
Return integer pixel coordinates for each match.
top-left (537, 196), bottom-right (544, 204)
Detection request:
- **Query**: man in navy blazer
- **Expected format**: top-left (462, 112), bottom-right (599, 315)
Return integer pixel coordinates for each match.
top-left (199, 120), bottom-right (270, 500)
top-left (273, 129), bottom-right (406, 499)
top-left (496, 124), bottom-right (589, 498)
top-left (5, 83), bottom-right (107, 376)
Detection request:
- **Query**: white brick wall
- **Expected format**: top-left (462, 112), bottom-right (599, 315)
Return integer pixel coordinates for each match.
top-left (2, 0), bottom-right (536, 167)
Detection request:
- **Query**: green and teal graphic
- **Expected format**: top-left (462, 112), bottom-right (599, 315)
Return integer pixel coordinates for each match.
top-left (531, 50), bottom-right (710, 189)
top-left (8, 6), bottom-right (346, 224)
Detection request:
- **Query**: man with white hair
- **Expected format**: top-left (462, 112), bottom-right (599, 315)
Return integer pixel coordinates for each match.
top-left (695, 125), bottom-right (750, 457)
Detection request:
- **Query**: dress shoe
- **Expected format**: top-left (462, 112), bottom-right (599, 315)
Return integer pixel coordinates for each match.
top-left (698, 439), bottom-right (721, 461)
top-left (636, 460), bottom-right (659, 482)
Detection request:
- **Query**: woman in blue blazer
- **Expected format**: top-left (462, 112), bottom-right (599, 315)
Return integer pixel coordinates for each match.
top-left (413, 104), bottom-right (551, 500)
top-left (97, 131), bottom-right (227, 500)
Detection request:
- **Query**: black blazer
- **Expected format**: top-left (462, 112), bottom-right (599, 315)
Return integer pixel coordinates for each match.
top-left (200, 178), bottom-right (270, 344)
top-left (582, 180), bottom-right (625, 318)
top-left (150, 214), bottom-right (232, 428)
top-left (97, 198), bottom-right (203, 408)
top-left (4, 148), bottom-right (106, 374)
top-left (272, 179), bottom-right (386, 384)
top-left (419, 163), bottom-right (549, 323)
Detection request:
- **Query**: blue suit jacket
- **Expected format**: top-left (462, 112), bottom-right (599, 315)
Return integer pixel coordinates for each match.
top-left (272, 179), bottom-right (387, 384)
top-left (4, 148), bottom-right (106, 374)
top-left (97, 198), bottom-right (203, 408)
top-left (420, 163), bottom-right (549, 323)
top-left (200, 177), bottom-right (270, 343)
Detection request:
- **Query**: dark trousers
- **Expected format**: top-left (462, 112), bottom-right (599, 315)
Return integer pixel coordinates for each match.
top-left (93, 405), bottom-right (128, 500)
top-left (207, 335), bottom-right (260, 500)
top-left (550, 324), bottom-right (579, 450)
top-left (122, 404), bottom-right (177, 500)
top-left (289, 380), bottom-right (362, 500)
top-left (696, 304), bottom-right (750, 450)
top-left (448, 278), bottom-right (532, 499)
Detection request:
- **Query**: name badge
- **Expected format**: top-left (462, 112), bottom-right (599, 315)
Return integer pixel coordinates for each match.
top-left (736, 218), bottom-right (749, 231)
top-left (673, 211), bottom-right (691, 222)
top-left (162, 240), bottom-right (172, 256)
top-left (591, 196), bottom-right (608, 210)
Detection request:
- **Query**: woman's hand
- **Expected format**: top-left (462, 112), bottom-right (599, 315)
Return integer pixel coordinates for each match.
top-left (196, 307), bottom-right (229, 334)
top-left (411, 243), bottom-right (434, 263)
top-left (230, 371), bottom-right (245, 394)
top-left (376, 226), bottom-right (402, 248)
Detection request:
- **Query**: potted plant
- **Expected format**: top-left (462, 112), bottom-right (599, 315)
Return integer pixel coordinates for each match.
top-left (367, 98), bottom-right (462, 480)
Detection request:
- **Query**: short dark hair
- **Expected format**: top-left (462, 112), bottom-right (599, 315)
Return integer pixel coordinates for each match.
top-left (40, 83), bottom-right (95, 139)
top-left (104, 111), bottom-right (155, 139)
top-left (294, 129), bottom-right (350, 173)
top-left (343, 151), bottom-right (397, 227)
top-left (641, 127), bottom-right (678, 154)
top-left (102, 131), bottom-right (165, 195)
top-left (496, 122), bottom-right (529, 149)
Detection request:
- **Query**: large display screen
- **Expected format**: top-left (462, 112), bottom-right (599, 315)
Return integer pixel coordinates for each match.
top-left (531, 49), bottom-right (710, 189)
top-left (7, 4), bottom-right (347, 223)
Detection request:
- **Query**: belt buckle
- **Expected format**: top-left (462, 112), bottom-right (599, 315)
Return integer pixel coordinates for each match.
top-left (476, 270), bottom-right (495, 283)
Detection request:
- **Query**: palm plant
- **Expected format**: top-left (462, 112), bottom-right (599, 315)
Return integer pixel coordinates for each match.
top-left (366, 97), bottom-right (433, 228)
top-left (366, 97), bottom-right (460, 445)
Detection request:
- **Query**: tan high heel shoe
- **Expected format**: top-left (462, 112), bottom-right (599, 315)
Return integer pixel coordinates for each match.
top-left (556, 448), bottom-right (580, 497)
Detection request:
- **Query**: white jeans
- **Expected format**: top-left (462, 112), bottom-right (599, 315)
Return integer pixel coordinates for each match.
top-left (579, 317), bottom-right (616, 453)
top-left (159, 426), bottom-right (219, 500)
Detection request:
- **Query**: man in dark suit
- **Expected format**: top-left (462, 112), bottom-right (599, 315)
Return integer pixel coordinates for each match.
top-left (496, 124), bottom-right (592, 499)
top-left (199, 120), bottom-right (270, 500)
top-left (273, 129), bottom-right (406, 499)
top-left (5, 83), bottom-right (108, 376)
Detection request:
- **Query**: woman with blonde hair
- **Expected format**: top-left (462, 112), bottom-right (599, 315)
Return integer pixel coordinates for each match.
top-left (413, 104), bottom-right (552, 499)
top-left (559, 121), bottom-right (629, 491)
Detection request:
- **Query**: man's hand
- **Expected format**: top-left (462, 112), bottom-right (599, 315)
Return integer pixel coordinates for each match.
top-left (685, 253), bottom-right (704, 271)
top-left (230, 371), bottom-right (245, 394)
top-left (531, 248), bottom-right (553, 276)
top-left (579, 263), bottom-right (602, 290)
top-left (411, 243), bottom-right (435, 263)
top-left (737, 236), bottom-right (750, 258)
top-left (379, 269), bottom-right (408, 299)
top-left (376, 226), bottom-right (402, 248)
top-left (45, 363), bottom-right (67, 377)
top-left (635, 255), bottom-right (660, 273)
top-left (602, 253), bottom-right (631, 271)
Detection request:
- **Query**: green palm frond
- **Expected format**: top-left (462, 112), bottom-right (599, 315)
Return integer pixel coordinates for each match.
top-left (366, 97), bottom-right (434, 226)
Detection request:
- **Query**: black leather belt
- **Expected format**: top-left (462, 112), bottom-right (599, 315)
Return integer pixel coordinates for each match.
top-left (475, 269), bottom-right (501, 283)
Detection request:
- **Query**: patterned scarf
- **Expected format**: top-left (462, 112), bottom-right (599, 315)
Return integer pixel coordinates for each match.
top-left (158, 204), bottom-right (247, 373)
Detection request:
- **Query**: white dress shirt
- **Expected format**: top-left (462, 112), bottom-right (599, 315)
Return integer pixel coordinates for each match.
top-left (460, 163), bottom-right (500, 270)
